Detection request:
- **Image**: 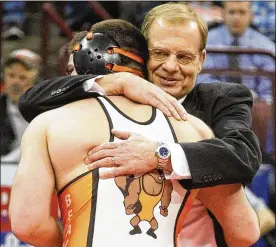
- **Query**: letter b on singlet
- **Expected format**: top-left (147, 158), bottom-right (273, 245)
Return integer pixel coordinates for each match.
top-left (65, 194), bottom-right (71, 208)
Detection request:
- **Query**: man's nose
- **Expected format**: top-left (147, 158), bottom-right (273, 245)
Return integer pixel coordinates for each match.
top-left (162, 54), bottom-right (179, 72)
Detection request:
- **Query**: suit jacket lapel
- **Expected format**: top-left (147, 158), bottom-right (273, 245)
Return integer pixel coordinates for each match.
top-left (182, 91), bottom-right (194, 114)
top-left (182, 88), bottom-right (205, 121)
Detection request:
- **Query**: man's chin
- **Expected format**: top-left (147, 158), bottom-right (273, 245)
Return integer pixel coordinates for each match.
top-left (161, 87), bottom-right (180, 99)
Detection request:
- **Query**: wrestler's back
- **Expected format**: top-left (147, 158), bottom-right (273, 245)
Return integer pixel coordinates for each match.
top-left (42, 96), bottom-right (216, 247)
top-left (44, 96), bottom-right (211, 191)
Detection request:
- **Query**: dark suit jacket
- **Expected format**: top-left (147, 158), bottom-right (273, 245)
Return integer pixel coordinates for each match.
top-left (18, 75), bottom-right (261, 189)
top-left (0, 94), bottom-right (16, 156)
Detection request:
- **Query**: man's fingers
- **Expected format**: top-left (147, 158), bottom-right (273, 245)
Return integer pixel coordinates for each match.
top-left (112, 129), bottom-right (142, 140)
top-left (87, 157), bottom-right (118, 170)
top-left (99, 167), bottom-right (130, 179)
top-left (167, 95), bottom-right (187, 121)
top-left (85, 149), bottom-right (116, 164)
top-left (148, 97), bottom-right (172, 117)
top-left (150, 86), bottom-right (187, 121)
top-left (111, 129), bottom-right (131, 140)
top-left (89, 142), bottom-right (117, 155)
top-left (165, 102), bottom-right (182, 121)
top-left (149, 90), bottom-right (182, 120)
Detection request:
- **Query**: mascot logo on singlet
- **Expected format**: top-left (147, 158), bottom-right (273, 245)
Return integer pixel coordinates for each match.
top-left (114, 170), bottom-right (173, 239)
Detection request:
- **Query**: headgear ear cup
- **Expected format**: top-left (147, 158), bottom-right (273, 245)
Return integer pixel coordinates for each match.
top-left (73, 32), bottom-right (121, 75)
top-left (73, 32), bottom-right (144, 77)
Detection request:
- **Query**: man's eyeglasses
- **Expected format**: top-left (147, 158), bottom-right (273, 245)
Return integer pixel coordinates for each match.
top-left (148, 48), bottom-right (199, 65)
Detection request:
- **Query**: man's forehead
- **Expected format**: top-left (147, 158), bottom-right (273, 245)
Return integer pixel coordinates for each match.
top-left (224, 1), bottom-right (251, 10)
top-left (148, 18), bottom-right (201, 52)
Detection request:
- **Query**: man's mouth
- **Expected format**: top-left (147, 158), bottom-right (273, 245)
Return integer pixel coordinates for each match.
top-left (159, 76), bottom-right (179, 86)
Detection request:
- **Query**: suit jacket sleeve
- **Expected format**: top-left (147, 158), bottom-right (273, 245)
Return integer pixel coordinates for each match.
top-left (179, 83), bottom-right (262, 189)
top-left (18, 75), bottom-right (100, 122)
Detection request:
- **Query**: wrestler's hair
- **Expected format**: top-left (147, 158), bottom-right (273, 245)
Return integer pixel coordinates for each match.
top-left (90, 19), bottom-right (149, 76)
top-left (141, 2), bottom-right (208, 52)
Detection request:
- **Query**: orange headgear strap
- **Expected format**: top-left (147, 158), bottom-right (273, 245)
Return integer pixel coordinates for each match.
top-left (106, 64), bottom-right (144, 78)
top-left (109, 47), bottom-right (144, 65)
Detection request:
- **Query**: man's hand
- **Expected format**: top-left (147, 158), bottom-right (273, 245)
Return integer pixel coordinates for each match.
top-left (84, 129), bottom-right (159, 179)
top-left (97, 72), bottom-right (187, 121)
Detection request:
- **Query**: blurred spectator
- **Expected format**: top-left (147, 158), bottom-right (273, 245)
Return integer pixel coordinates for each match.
top-left (2, 2), bottom-right (25, 40)
top-left (1, 49), bottom-right (41, 162)
top-left (119, 2), bottom-right (164, 29)
top-left (62, 2), bottom-right (119, 33)
top-left (252, 2), bottom-right (275, 42)
top-left (187, 2), bottom-right (223, 29)
top-left (197, 1), bottom-right (275, 104)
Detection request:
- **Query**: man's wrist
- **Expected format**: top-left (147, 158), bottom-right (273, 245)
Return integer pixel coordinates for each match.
top-left (164, 143), bottom-right (192, 180)
top-left (155, 142), bottom-right (173, 174)
top-left (97, 73), bottom-right (127, 95)
top-left (116, 73), bottom-right (130, 95)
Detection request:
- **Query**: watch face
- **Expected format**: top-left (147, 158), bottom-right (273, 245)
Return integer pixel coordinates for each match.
top-left (159, 146), bottom-right (169, 158)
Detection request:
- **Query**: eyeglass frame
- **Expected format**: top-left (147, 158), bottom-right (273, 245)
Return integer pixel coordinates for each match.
top-left (148, 47), bottom-right (201, 65)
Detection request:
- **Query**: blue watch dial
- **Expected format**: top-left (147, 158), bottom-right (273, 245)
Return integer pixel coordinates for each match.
top-left (159, 146), bottom-right (169, 158)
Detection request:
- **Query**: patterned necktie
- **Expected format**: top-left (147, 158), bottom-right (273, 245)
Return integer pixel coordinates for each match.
top-left (228, 36), bottom-right (242, 84)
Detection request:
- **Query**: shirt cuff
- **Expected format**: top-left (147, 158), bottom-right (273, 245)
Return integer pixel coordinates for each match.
top-left (165, 143), bottom-right (192, 180)
top-left (83, 75), bottom-right (106, 95)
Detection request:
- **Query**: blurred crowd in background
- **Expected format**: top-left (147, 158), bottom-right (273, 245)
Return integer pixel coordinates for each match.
top-left (1, 1), bottom-right (275, 247)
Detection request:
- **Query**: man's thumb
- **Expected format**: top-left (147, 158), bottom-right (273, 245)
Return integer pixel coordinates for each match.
top-left (111, 129), bottom-right (131, 140)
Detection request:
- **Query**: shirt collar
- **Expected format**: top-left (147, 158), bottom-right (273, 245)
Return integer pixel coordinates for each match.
top-left (178, 95), bottom-right (187, 104)
top-left (223, 25), bottom-right (251, 46)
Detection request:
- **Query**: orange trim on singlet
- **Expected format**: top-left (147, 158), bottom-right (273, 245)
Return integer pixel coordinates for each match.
top-left (58, 171), bottom-right (97, 247)
top-left (112, 47), bottom-right (144, 64)
top-left (105, 63), bottom-right (144, 78)
top-left (174, 189), bottom-right (200, 247)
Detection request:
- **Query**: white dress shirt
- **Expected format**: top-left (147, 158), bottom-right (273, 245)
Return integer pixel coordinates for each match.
top-left (166, 96), bottom-right (192, 180)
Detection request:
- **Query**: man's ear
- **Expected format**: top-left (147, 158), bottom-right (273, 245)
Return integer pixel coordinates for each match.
top-left (198, 49), bottom-right (206, 74)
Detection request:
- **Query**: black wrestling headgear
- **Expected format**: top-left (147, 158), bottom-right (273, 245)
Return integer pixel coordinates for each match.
top-left (73, 32), bottom-right (144, 77)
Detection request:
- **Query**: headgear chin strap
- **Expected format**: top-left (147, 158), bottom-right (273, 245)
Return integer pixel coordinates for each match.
top-left (73, 32), bottom-right (144, 78)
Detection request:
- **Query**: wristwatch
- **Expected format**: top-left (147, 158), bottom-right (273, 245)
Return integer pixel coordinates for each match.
top-left (155, 142), bottom-right (171, 171)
